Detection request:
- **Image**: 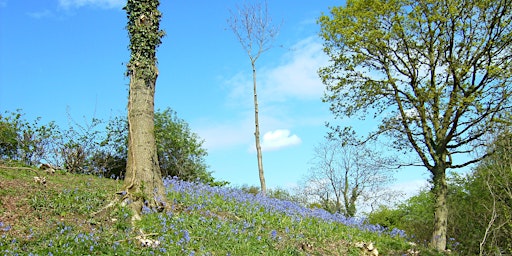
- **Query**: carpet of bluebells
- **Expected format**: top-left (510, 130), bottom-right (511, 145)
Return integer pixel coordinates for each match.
top-left (1, 174), bottom-right (412, 255)
top-left (165, 177), bottom-right (406, 237)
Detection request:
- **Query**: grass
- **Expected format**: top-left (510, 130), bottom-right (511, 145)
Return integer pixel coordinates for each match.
top-left (0, 165), bottom-right (446, 255)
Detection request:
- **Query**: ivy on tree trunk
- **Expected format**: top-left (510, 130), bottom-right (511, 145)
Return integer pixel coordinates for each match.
top-left (122, 0), bottom-right (167, 220)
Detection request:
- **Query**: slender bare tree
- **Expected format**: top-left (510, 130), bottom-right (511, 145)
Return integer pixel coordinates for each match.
top-left (227, 0), bottom-right (280, 196)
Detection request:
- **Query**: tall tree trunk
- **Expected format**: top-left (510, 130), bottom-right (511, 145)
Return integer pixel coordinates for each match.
top-left (431, 165), bottom-right (448, 251)
top-left (252, 62), bottom-right (266, 196)
top-left (123, 74), bottom-right (166, 220)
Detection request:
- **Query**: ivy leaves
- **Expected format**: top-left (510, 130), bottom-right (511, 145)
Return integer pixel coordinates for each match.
top-left (124, 0), bottom-right (165, 83)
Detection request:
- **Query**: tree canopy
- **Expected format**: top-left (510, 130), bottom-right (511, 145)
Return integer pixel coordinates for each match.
top-left (319, 0), bottom-right (512, 250)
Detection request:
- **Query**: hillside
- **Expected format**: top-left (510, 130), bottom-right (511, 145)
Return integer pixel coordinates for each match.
top-left (0, 165), bottom-right (444, 255)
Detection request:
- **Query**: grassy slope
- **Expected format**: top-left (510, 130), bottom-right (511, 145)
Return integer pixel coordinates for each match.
top-left (0, 166), bottom-right (445, 255)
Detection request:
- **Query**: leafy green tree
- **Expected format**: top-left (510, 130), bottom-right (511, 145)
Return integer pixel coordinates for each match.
top-left (155, 108), bottom-right (212, 182)
top-left (368, 133), bottom-right (512, 255)
top-left (98, 109), bottom-right (220, 185)
top-left (449, 131), bottom-right (512, 255)
top-left (0, 110), bottom-right (61, 166)
top-left (0, 113), bottom-right (19, 160)
top-left (123, 0), bottom-right (167, 219)
top-left (367, 190), bottom-right (434, 247)
top-left (319, 0), bottom-right (512, 250)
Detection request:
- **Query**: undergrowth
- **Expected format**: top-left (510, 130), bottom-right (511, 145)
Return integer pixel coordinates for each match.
top-left (0, 166), bottom-right (447, 255)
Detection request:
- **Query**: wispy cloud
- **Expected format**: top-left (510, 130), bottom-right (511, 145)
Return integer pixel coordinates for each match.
top-left (225, 36), bottom-right (328, 106)
top-left (261, 37), bottom-right (329, 101)
top-left (259, 129), bottom-right (301, 152)
top-left (26, 9), bottom-right (53, 19)
top-left (0, 0), bottom-right (7, 8)
top-left (58, 0), bottom-right (124, 9)
top-left (390, 179), bottom-right (430, 201)
top-left (195, 117), bottom-right (254, 151)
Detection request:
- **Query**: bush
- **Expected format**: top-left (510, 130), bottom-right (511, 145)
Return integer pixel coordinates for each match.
top-left (0, 110), bottom-right (61, 166)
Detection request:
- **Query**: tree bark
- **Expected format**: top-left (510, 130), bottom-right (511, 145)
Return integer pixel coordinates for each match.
top-left (121, 0), bottom-right (167, 221)
top-left (123, 73), bottom-right (167, 220)
top-left (252, 63), bottom-right (266, 196)
top-left (431, 165), bottom-right (448, 251)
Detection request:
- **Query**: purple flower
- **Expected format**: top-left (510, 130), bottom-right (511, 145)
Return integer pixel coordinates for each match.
top-left (182, 230), bottom-right (190, 243)
top-left (270, 230), bottom-right (277, 239)
top-left (163, 177), bottom-right (407, 237)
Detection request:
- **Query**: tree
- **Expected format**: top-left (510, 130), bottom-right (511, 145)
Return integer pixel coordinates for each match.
top-left (60, 116), bottom-right (102, 174)
top-left (303, 136), bottom-right (395, 217)
top-left (367, 189), bottom-right (435, 247)
top-left (154, 108), bottom-right (213, 183)
top-left (0, 110), bottom-right (60, 166)
top-left (0, 113), bottom-right (19, 160)
top-left (227, 0), bottom-right (280, 196)
top-left (462, 130), bottom-right (512, 255)
top-left (97, 109), bottom-right (219, 184)
top-left (318, 0), bottom-right (512, 250)
top-left (94, 115), bottom-right (128, 179)
top-left (122, 0), bottom-right (167, 220)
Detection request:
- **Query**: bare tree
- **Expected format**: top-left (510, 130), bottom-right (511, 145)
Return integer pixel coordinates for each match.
top-left (227, 0), bottom-right (280, 196)
top-left (303, 136), bottom-right (396, 217)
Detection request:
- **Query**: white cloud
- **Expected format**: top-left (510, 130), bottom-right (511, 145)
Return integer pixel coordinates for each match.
top-left (262, 37), bottom-right (329, 100)
top-left (58, 0), bottom-right (124, 9)
top-left (195, 117), bottom-right (254, 151)
top-left (259, 129), bottom-right (301, 152)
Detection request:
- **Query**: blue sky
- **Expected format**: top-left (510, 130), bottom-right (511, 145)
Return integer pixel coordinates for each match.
top-left (0, 0), bottom-right (432, 199)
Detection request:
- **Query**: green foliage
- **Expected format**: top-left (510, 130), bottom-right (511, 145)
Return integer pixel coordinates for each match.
top-left (319, 0), bottom-right (512, 166)
top-left (369, 130), bottom-right (512, 254)
top-left (93, 116), bottom-right (128, 178)
top-left (99, 108), bottom-right (220, 184)
top-left (367, 190), bottom-right (434, 246)
top-left (319, 0), bottom-right (512, 249)
top-left (366, 205), bottom-right (402, 230)
top-left (0, 115), bottom-right (18, 159)
top-left (154, 108), bottom-right (214, 184)
top-left (0, 109), bottom-right (220, 184)
top-left (447, 131), bottom-right (512, 255)
top-left (0, 110), bottom-right (61, 166)
top-left (237, 184), bottom-right (261, 195)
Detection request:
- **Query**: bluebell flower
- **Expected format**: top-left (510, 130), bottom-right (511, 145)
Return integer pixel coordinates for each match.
top-left (183, 230), bottom-right (191, 243)
top-left (2, 224), bottom-right (11, 232)
top-left (270, 230), bottom-right (277, 239)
